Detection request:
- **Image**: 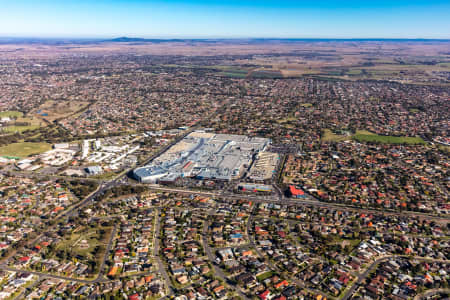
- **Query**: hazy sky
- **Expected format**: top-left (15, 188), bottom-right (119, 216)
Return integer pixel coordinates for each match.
top-left (1, 0), bottom-right (449, 38)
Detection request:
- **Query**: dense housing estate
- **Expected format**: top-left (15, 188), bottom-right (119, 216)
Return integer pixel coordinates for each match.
top-left (0, 39), bottom-right (448, 299)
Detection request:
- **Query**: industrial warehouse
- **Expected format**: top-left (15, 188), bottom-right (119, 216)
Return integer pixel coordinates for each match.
top-left (133, 130), bottom-right (272, 183)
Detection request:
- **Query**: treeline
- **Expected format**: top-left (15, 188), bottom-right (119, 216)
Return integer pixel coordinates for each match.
top-left (0, 124), bottom-right (72, 145)
top-left (24, 125), bottom-right (73, 143)
top-left (0, 133), bottom-right (21, 146)
top-left (57, 179), bottom-right (99, 199)
top-left (1, 123), bottom-right (133, 146)
top-left (102, 185), bottom-right (147, 199)
top-left (9, 121), bottom-right (31, 126)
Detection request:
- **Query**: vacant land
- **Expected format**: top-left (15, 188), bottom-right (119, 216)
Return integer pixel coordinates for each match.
top-left (249, 69), bottom-right (283, 78)
top-left (0, 142), bottom-right (51, 158)
top-left (34, 100), bottom-right (90, 122)
top-left (55, 226), bottom-right (111, 259)
top-left (322, 129), bottom-right (350, 142)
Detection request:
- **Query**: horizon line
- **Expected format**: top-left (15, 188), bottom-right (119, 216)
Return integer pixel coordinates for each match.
top-left (1, 35), bottom-right (450, 41)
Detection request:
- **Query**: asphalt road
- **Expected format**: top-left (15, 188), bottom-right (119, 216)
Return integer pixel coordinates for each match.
top-left (131, 184), bottom-right (450, 222)
top-left (246, 205), bottom-right (331, 300)
top-left (201, 209), bottom-right (250, 300)
top-left (1, 224), bottom-right (119, 285)
top-left (1, 126), bottom-right (448, 295)
top-left (96, 223), bottom-right (118, 283)
top-left (413, 288), bottom-right (450, 300)
top-left (153, 208), bottom-right (174, 297)
top-left (13, 275), bottom-right (41, 300)
top-left (341, 256), bottom-right (450, 300)
top-left (0, 129), bottom-right (195, 284)
top-left (0, 180), bottom-right (106, 265)
top-left (0, 265), bottom-right (97, 284)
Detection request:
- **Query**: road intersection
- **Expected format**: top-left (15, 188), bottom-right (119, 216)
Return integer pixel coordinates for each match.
top-left (1, 129), bottom-right (448, 299)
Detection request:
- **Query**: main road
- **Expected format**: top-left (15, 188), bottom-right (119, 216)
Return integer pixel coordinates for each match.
top-left (0, 128), bottom-right (195, 280)
top-left (1, 125), bottom-right (448, 292)
top-left (129, 184), bottom-right (450, 222)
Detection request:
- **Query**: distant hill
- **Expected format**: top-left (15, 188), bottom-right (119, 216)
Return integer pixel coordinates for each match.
top-left (106, 37), bottom-right (187, 43)
top-left (105, 37), bottom-right (450, 44)
top-left (0, 36), bottom-right (448, 45)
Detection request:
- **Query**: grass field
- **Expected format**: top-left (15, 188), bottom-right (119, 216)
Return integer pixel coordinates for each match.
top-left (322, 129), bottom-right (426, 145)
top-left (322, 129), bottom-right (349, 142)
top-left (34, 100), bottom-right (90, 121)
top-left (214, 66), bottom-right (249, 78)
top-left (161, 64), bottom-right (251, 78)
top-left (0, 112), bottom-right (45, 133)
top-left (0, 111), bottom-right (23, 118)
top-left (220, 71), bottom-right (248, 78)
top-left (249, 69), bottom-right (283, 78)
top-left (57, 229), bottom-right (100, 255)
top-left (353, 132), bottom-right (426, 145)
top-left (55, 226), bottom-right (112, 261)
top-left (2, 125), bottom-right (41, 133)
top-left (329, 236), bottom-right (361, 248)
top-left (354, 130), bottom-right (374, 135)
top-left (256, 271), bottom-right (274, 281)
top-left (438, 145), bottom-right (450, 154)
top-left (300, 103), bottom-right (313, 107)
top-left (0, 142), bottom-right (51, 158)
top-left (277, 116), bottom-right (297, 124)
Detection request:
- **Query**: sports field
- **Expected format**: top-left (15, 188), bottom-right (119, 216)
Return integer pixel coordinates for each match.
top-left (353, 132), bottom-right (426, 145)
top-left (0, 111), bottom-right (44, 133)
top-left (0, 142), bottom-right (52, 158)
top-left (2, 125), bottom-right (41, 133)
top-left (322, 129), bottom-right (426, 145)
top-left (0, 111), bottom-right (23, 118)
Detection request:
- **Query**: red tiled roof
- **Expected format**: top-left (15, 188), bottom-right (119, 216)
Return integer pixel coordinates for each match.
top-left (289, 185), bottom-right (304, 196)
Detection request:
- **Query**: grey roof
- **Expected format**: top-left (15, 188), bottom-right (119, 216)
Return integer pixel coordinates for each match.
top-left (134, 131), bottom-right (270, 182)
